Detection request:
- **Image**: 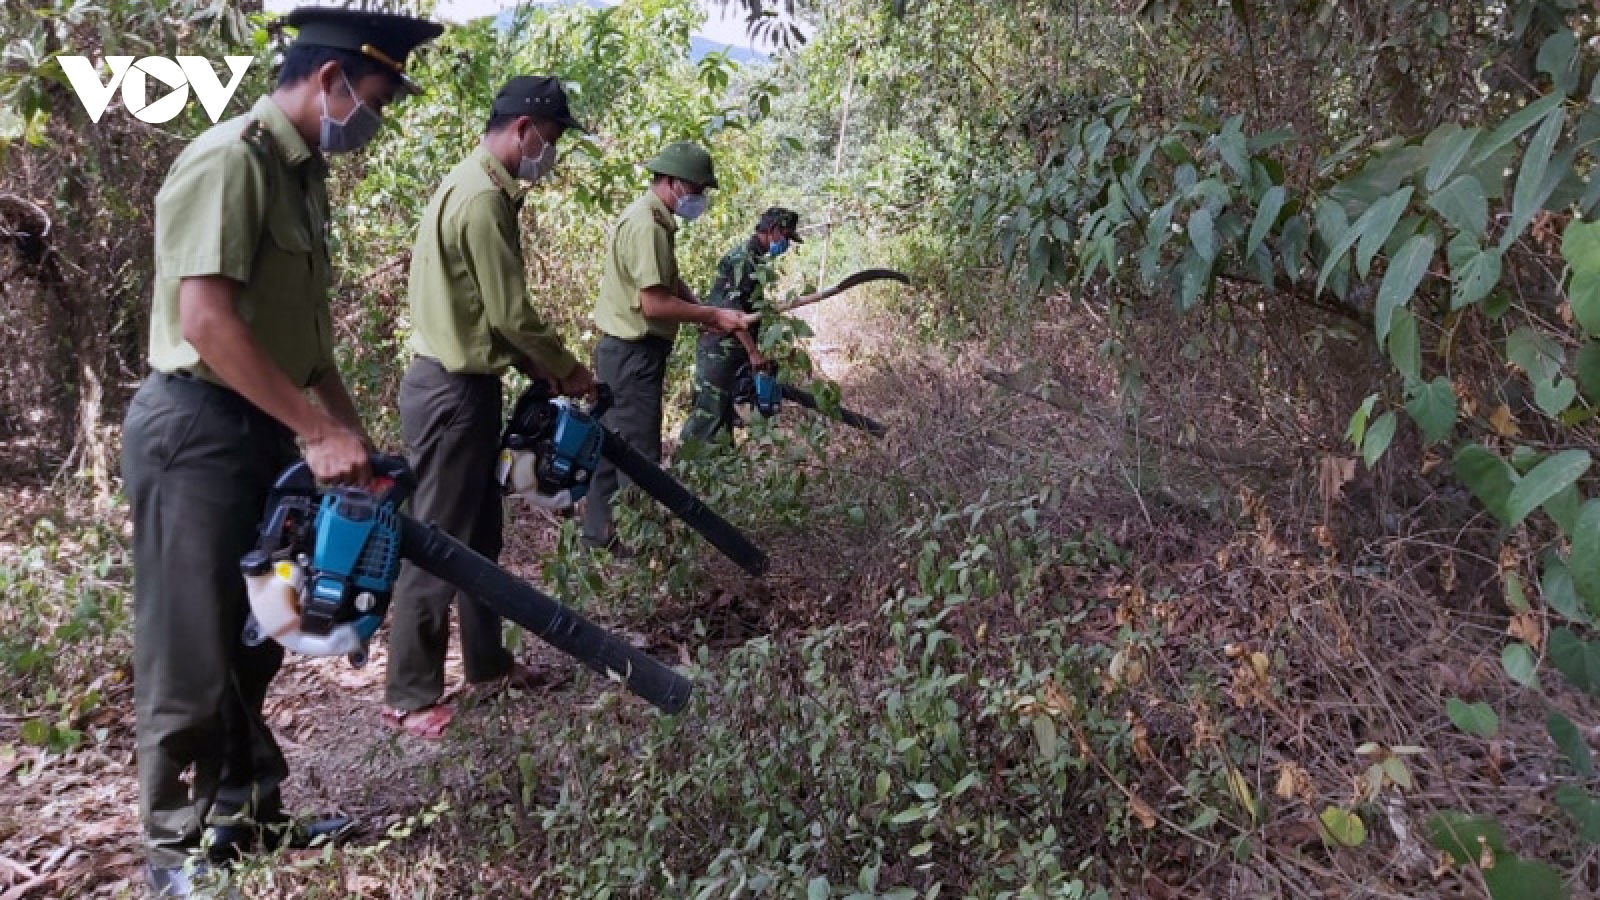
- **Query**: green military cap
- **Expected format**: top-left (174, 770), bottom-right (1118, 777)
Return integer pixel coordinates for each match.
top-left (492, 75), bottom-right (586, 132)
top-left (758, 206), bottom-right (804, 242)
top-left (645, 141), bottom-right (718, 189)
top-left (283, 6), bottom-right (444, 95)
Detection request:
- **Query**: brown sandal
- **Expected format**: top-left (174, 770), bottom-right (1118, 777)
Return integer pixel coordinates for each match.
top-left (381, 703), bottom-right (454, 739)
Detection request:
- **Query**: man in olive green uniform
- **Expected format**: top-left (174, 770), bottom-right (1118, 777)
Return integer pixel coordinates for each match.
top-left (580, 142), bottom-right (759, 551)
top-left (383, 76), bottom-right (595, 738)
top-left (680, 206), bottom-right (803, 445)
top-left (120, 8), bottom-right (441, 894)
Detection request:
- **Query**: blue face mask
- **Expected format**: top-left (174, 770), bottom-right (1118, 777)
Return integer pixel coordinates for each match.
top-left (768, 238), bottom-right (789, 257)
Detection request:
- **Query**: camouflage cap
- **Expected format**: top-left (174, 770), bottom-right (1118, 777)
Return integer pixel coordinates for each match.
top-left (757, 206), bottom-right (803, 242)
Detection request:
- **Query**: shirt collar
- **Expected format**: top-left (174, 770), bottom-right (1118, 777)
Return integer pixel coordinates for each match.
top-left (476, 146), bottom-right (526, 202)
top-left (646, 190), bottom-right (677, 235)
top-left (254, 96), bottom-right (317, 170)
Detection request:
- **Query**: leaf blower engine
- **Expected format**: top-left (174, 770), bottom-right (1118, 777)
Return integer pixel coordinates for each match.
top-left (495, 382), bottom-right (611, 510)
top-left (240, 457), bottom-right (415, 665)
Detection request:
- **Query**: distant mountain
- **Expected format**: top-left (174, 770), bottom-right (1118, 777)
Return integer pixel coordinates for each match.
top-left (490, 2), bottom-right (770, 65)
top-left (689, 37), bottom-right (769, 65)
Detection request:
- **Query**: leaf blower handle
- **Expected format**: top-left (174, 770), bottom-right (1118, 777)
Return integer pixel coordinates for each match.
top-left (367, 453), bottom-right (417, 503)
top-left (590, 383), bottom-right (615, 420)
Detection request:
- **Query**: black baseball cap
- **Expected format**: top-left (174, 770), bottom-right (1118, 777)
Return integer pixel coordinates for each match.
top-left (759, 206), bottom-right (804, 242)
top-left (283, 6), bottom-right (444, 96)
top-left (492, 76), bottom-right (587, 132)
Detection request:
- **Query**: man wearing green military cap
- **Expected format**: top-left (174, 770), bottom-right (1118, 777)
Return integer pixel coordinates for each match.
top-left (581, 141), bottom-right (758, 552)
top-left (680, 206), bottom-right (804, 445)
top-left (119, 6), bottom-right (441, 894)
top-left (382, 75), bottom-right (595, 739)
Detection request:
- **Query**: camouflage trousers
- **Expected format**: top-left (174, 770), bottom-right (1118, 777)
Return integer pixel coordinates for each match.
top-left (679, 341), bottom-right (747, 445)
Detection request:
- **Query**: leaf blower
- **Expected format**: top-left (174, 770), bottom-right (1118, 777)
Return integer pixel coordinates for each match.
top-left (733, 365), bottom-right (888, 437)
top-left (496, 382), bottom-right (770, 577)
top-left (241, 454), bottom-right (691, 714)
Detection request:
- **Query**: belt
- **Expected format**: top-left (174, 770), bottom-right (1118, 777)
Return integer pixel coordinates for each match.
top-left (601, 333), bottom-right (673, 351)
top-left (157, 370), bottom-right (273, 424)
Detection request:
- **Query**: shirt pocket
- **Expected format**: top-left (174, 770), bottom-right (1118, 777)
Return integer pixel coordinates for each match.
top-left (265, 212), bottom-right (315, 271)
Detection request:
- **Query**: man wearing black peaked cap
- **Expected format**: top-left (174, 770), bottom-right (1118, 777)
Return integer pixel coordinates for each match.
top-left (382, 75), bottom-right (595, 739)
top-left (120, 6), bottom-right (441, 895)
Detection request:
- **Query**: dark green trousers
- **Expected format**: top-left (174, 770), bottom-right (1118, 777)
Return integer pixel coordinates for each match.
top-left (122, 373), bottom-right (297, 868)
top-left (582, 335), bottom-right (671, 546)
top-left (384, 356), bottom-right (513, 711)
top-left (679, 339), bottom-right (746, 445)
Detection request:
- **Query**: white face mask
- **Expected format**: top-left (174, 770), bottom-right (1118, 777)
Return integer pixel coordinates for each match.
top-left (673, 181), bottom-right (707, 221)
top-left (319, 72), bottom-right (381, 154)
top-left (517, 130), bottom-right (557, 183)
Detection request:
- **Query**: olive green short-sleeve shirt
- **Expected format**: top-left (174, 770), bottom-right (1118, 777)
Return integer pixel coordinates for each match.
top-left (593, 191), bottom-right (679, 342)
top-left (407, 147), bottom-right (578, 378)
top-left (147, 95), bottom-right (335, 389)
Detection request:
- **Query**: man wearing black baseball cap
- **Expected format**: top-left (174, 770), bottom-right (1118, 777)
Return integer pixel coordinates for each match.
top-left (384, 76), bottom-right (595, 738)
top-left (122, 6), bottom-right (440, 895)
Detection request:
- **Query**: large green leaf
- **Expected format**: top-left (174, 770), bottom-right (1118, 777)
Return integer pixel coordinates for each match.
top-left (1550, 626), bottom-right (1600, 695)
top-left (1316, 187), bottom-right (1414, 300)
top-left (1456, 251), bottom-right (1503, 310)
top-left (1362, 411), bottom-right (1397, 469)
top-left (1189, 207), bottom-right (1217, 263)
top-left (1318, 806), bottom-right (1367, 847)
top-left (1504, 450), bottom-right (1590, 527)
top-left (1576, 343), bottom-right (1600, 403)
top-left (1428, 811), bottom-right (1507, 866)
top-left (1176, 248), bottom-right (1211, 311)
top-left (1507, 327), bottom-right (1564, 385)
top-left (1357, 189), bottom-right (1413, 278)
top-left (1569, 271), bottom-right (1600, 336)
top-left (1446, 698), bottom-right (1500, 738)
top-left (1346, 393), bottom-right (1378, 448)
top-left (1428, 175), bottom-right (1488, 240)
top-left (1548, 712), bottom-right (1594, 776)
top-left (1405, 377), bottom-right (1456, 444)
top-left (1573, 501), bottom-right (1600, 607)
top-left (1503, 105), bottom-right (1566, 251)
top-left (1537, 29), bottom-right (1581, 96)
top-left (1376, 234), bottom-right (1436, 347)
top-left (1482, 855), bottom-right (1570, 900)
top-left (1471, 93), bottom-right (1564, 168)
top-left (1280, 214), bottom-right (1310, 281)
top-left (1216, 116), bottom-right (1250, 180)
top-left (1453, 444), bottom-right (1515, 523)
top-left (1570, 218), bottom-right (1600, 273)
top-left (1247, 185), bottom-right (1285, 259)
top-left (1546, 484), bottom-right (1583, 536)
top-left (1501, 643), bottom-right (1538, 687)
top-left (1542, 554), bottom-right (1592, 625)
top-left (1424, 125), bottom-right (1482, 192)
top-left (1447, 232), bottom-right (1502, 310)
top-left (1389, 308), bottom-right (1421, 380)
top-left (1556, 786), bottom-right (1600, 843)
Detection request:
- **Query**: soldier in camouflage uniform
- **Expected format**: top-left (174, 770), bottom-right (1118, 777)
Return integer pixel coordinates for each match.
top-left (679, 207), bottom-right (802, 445)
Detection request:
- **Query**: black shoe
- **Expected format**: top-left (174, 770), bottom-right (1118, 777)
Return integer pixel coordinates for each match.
top-left (206, 813), bottom-right (356, 861)
top-left (145, 862), bottom-right (239, 898)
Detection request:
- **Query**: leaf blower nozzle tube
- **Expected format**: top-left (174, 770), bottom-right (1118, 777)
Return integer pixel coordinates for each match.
top-left (397, 515), bottom-right (692, 714)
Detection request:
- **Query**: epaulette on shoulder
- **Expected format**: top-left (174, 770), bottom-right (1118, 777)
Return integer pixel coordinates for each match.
top-left (239, 119), bottom-right (277, 162)
top-left (650, 207), bottom-right (675, 231)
